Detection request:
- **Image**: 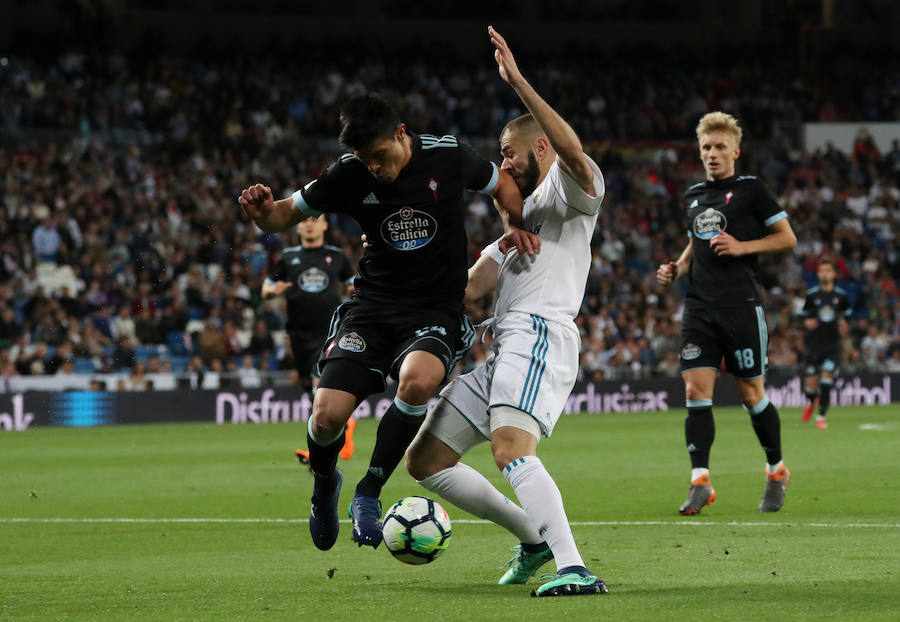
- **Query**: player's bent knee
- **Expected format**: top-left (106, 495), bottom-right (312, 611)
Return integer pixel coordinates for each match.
top-left (489, 407), bottom-right (540, 470)
top-left (405, 451), bottom-right (435, 481)
top-left (404, 436), bottom-right (428, 479)
top-left (683, 379), bottom-right (712, 401)
top-left (397, 373), bottom-right (443, 404)
top-left (406, 433), bottom-right (458, 480)
top-left (736, 380), bottom-right (765, 407)
top-left (309, 405), bottom-right (352, 438)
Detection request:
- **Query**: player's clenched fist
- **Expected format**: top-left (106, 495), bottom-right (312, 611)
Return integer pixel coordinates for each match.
top-left (656, 261), bottom-right (678, 285)
top-left (238, 183), bottom-right (275, 221)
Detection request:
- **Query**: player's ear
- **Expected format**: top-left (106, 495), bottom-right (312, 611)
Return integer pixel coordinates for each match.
top-left (734, 145), bottom-right (741, 160)
top-left (396, 123), bottom-right (407, 141)
top-left (533, 136), bottom-right (549, 161)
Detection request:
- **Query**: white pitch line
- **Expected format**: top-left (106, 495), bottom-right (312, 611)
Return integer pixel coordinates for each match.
top-left (1, 518), bottom-right (898, 528)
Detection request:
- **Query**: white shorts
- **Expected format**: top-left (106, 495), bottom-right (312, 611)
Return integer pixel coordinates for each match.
top-left (431, 312), bottom-right (579, 445)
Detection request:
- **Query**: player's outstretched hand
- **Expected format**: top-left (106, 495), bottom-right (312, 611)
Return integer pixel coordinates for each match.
top-left (271, 280), bottom-right (293, 295)
top-left (498, 228), bottom-right (541, 258)
top-left (709, 229), bottom-right (745, 256)
top-left (488, 26), bottom-right (524, 87)
top-left (656, 261), bottom-right (677, 285)
top-left (238, 184), bottom-right (275, 221)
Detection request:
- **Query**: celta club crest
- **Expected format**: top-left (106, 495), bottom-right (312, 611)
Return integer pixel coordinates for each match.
top-left (325, 256), bottom-right (332, 265)
top-left (428, 177), bottom-right (439, 200)
top-left (725, 191), bottom-right (734, 204)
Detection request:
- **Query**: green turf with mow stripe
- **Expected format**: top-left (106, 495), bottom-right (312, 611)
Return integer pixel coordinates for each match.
top-left (1, 405), bottom-right (898, 621)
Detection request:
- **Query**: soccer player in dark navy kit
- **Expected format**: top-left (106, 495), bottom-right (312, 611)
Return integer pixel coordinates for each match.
top-left (799, 258), bottom-right (851, 429)
top-left (657, 111), bottom-right (797, 515)
top-left (239, 93), bottom-right (537, 552)
top-left (262, 214), bottom-right (358, 464)
top-left (263, 214), bottom-right (354, 393)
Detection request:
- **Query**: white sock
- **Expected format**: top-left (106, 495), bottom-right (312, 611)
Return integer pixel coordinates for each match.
top-left (503, 456), bottom-right (584, 572)
top-left (766, 460), bottom-right (784, 474)
top-left (418, 463), bottom-right (541, 545)
top-left (691, 467), bottom-right (710, 482)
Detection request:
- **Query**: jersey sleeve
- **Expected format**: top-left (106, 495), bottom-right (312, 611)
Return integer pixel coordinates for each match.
top-left (752, 179), bottom-right (788, 228)
top-left (294, 154), bottom-right (374, 217)
top-left (800, 294), bottom-right (813, 317)
top-left (459, 141), bottom-right (500, 195)
top-left (547, 154), bottom-right (605, 216)
top-left (480, 238), bottom-right (505, 264)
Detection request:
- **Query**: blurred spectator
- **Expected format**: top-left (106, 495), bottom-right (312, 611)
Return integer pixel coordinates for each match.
top-left (0, 305), bottom-right (22, 347)
top-left (111, 336), bottom-right (136, 371)
top-left (238, 354), bottom-right (262, 388)
top-left (114, 307), bottom-right (139, 344)
top-left (247, 319), bottom-right (275, 356)
top-left (135, 307), bottom-right (163, 345)
top-left (199, 321), bottom-right (226, 363)
top-left (0, 48), bottom-right (896, 385)
top-left (32, 217), bottom-right (62, 263)
top-left (130, 361), bottom-right (151, 391)
top-left (860, 325), bottom-right (889, 368)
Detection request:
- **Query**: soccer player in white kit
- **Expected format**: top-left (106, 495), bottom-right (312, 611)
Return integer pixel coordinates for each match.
top-left (405, 26), bottom-right (607, 597)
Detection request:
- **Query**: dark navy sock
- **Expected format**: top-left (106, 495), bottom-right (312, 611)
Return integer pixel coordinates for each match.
top-left (685, 406), bottom-right (715, 469)
top-left (308, 430), bottom-right (344, 497)
top-left (521, 541), bottom-right (550, 555)
top-left (819, 382), bottom-right (832, 416)
top-left (355, 403), bottom-right (424, 497)
top-left (748, 398), bottom-right (782, 465)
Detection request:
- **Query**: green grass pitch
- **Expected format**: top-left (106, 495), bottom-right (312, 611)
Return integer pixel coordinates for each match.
top-left (1, 404), bottom-right (898, 621)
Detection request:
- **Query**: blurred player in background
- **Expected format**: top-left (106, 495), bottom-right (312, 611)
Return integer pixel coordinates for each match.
top-left (260, 214), bottom-right (357, 462)
top-left (799, 258), bottom-right (851, 429)
top-left (239, 92), bottom-right (537, 552)
top-left (657, 112), bottom-right (797, 515)
top-left (406, 26), bottom-right (607, 597)
top-left (263, 214), bottom-right (354, 393)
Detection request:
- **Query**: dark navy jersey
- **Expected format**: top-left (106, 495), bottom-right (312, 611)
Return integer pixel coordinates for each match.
top-left (266, 244), bottom-right (354, 337)
top-left (801, 285), bottom-right (851, 348)
top-left (294, 133), bottom-right (499, 309)
top-left (683, 174), bottom-right (787, 308)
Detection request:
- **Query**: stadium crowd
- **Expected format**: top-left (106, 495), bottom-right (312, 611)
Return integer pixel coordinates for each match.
top-left (1, 50), bottom-right (899, 389)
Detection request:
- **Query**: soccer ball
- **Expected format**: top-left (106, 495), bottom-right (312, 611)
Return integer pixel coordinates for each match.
top-left (381, 496), bottom-right (451, 565)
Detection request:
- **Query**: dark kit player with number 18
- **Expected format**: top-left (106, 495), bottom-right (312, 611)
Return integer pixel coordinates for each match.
top-left (239, 93), bottom-right (539, 552)
top-left (656, 112), bottom-right (797, 516)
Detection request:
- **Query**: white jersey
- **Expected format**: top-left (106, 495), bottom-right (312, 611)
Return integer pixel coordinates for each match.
top-left (484, 155), bottom-right (604, 326)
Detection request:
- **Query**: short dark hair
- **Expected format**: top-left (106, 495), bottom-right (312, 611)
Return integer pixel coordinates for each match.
top-left (338, 93), bottom-right (400, 151)
top-left (818, 257), bottom-right (836, 269)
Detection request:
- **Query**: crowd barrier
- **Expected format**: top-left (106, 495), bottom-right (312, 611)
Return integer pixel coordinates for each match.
top-left (1, 373), bottom-right (896, 431)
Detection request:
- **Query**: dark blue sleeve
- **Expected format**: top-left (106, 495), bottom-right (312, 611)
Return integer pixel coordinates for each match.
top-left (459, 141), bottom-right (499, 194)
top-left (297, 154), bottom-right (375, 215)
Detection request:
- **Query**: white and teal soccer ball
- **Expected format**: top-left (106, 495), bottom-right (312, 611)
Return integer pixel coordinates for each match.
top-left (381, 496), bottom-right (451, 565)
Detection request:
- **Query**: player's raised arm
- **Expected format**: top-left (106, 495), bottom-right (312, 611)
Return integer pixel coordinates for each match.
top-left (488, 25), bottom-right (594, 194)
top-left (238, 184), bottom-right (305, 233)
